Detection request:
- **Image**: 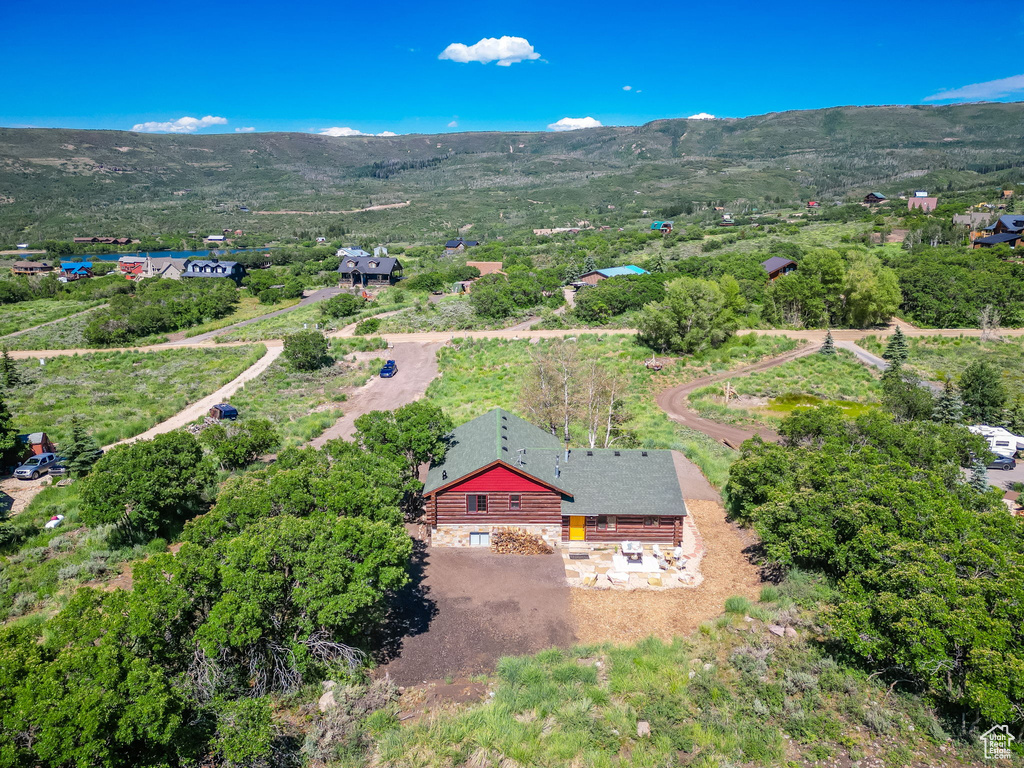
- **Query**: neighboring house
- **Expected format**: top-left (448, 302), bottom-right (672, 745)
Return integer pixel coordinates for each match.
top-left (337, 255), bottom-right (403, 287)
top-left (761, 256), bottom-right (797, 280)
top-left (806, 201), bottom-right (820, 209)
top-left (10, 261), bottom-right (53, 276)
top-left (336, 246), bottom-right (371, 259)
top-left (117, 255), bottom-right (146, 280)
top-left (984, 215), bottom-right (1024, 236)
top-left (908, 197), bottom-right (938, 212)
top-left (143, 256), bottom-right (190, 280)
top-left (205, 235), bottom-right (226, 242)
top-left (973, 233), bottom-right (1021, 249)
top-left (73, 236), bottom-right (132, 245)
top-left (576, 265), bottom-right (649, 286)
top-left (17, 432), bottom-right (57, 456)
top-left (315, 237), bottom-right (327, 243)
top-left (423, 408), bottom-right (689, 548)
top-left (913, 190), bottom-right (929, 197)
top-left (953, 212), bottom-right (994, 228)
top-left (863, 192), bottom-right (887, 204)
top-left (466, 261), bottom-right (504, 276)
top-left (60, 262), bottom-right (93, 280)
top-left (444, 238), bottom-right (479, 255)
top-left (1001, 189), bottom-right (1014, 200)
top-left (181, 260), bottom-right (247, 285)
top-left (650, 221), bottom-right (673, 233)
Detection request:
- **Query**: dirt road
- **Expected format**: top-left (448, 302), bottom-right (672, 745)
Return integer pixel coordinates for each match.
top-left (656, 343), bottom-right (820, 447)
top-left (103, 346), bottom-right (283, 450)
top-left (310, 342), bottom-right (442, 447)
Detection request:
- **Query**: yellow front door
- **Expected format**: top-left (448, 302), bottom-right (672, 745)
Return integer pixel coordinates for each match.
top-left (569, 516), bottom-right (585, 541)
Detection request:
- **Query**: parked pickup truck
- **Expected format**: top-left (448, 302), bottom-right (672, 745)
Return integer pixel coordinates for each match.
top-left (379, 360), bottom-right (398, 378)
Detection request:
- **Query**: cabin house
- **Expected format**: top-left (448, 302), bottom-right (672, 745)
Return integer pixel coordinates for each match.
top-left (142, 256), bottom-right (190, 280)
top-left (761, 256), bottom-right (797, 280)
top-left (444, 238), bottom-right (479, 256)
top-left (908, 197), bottom-right (938, 212)
top-left (10, 261), bottom-right (53, 276)
top-left (984, 215), bottom-right (1024, 236)
top-left (337, 255), bottom-right (403, 287)
top-left (181, 260), bottom-right (247, 285)
top-left (205, 235), bottom-right (226, 243)
top-left (973, 233), bottom-right (1021, 249)
top-left (864, 192), bottom-right (887, 204)
top-left (73, 237), bottom-right (132, 245)
top-left (117, 255), bottom-right (147, 280)
top-left (60, 262), bottom-right (93, 280)
top-left (650, 221), bottom-right (674, 233)
top-left (423, 409), bottom-right (689, 548)
top-left (806, 201), bottom-right (820, 209)
top-left (576, 265), bottom-right (649, 286)
top-left (17, 432), bottom-right (56, 456)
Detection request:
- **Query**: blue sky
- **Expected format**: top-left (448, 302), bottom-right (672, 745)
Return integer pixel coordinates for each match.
top-left (2, 0), bottom-right (1023, 136)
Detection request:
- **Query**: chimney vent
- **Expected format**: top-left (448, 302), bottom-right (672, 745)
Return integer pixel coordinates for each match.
top-left (614, 451), bottom-right (621, 457)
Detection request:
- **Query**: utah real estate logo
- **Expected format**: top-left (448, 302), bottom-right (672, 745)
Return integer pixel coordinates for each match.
top-left (981, 724), bottom-right (1016, 760)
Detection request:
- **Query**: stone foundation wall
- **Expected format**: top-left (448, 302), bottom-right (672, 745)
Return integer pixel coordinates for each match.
top-left (431, 523), bottom-right (563, 548)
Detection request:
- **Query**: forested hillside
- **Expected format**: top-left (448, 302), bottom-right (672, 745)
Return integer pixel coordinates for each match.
top-left (2, 102), bottom-right (1023, 243)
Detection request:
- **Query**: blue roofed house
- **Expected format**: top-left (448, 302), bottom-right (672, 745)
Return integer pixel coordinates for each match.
top-left (181, 260), bottom-right (247, 285)
top-left (444, 238), bottom-right (479, 256)
top-left (336, 246), bottom-right (371, 260)
top-left (60, 262), bottom-right (93, 280)
top-left (650, 221), bottom-right (674, 233)
top-left (577, 265), bottom-right (649, 285)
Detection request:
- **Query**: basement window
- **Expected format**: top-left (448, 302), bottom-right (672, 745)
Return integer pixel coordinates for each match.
top-left (596, 515), bottom-right (616, 531)
top-left (467, 494), bottom-right (488, 513)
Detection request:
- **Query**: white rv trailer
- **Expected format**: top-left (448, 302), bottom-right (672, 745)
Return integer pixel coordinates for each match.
top-left (967, 425), bottom-right (1024, 458)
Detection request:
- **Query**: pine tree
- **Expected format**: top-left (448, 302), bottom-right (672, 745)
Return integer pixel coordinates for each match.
top-left (562, 261), bottom-right (582, 285)
top-left (0, 348), bottom-right (20, 388)
top-left (820, 330), bottom-right (836, 355)
top-left (63, 415), bottom-right (103, 478)
top-left (932, 380), bottom-right (964, 424)
top-left (648, 254), bottom-right (666, 274)
top-left (583, 255), bottom-right (598, 273)
top-left (968, 457), bottom-right (989, 493)
top-left (0, 394), bottom-right (19, 471)
top-left (882, 326), bottom-right (908, 364)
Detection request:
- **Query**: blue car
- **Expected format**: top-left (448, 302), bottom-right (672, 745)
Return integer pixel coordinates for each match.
top-left (379, 360), bottom-right (398, 378)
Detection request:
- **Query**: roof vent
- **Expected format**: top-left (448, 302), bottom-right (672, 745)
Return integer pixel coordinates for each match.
top-left (614, 451), bottom-right (621, 457)
top-left (502, 445), bottom-right (508, 451)
top-left (586, 450), bottom-right (593, 457)
top-left (501, 424), bottom-right (507, 430)
top-left (501, 415), bottom-right (507, 420)
top-left (501, 434), bottom-right (507, 440)
top-left (641, 451), bottom-right (648, 457)
top-left (442, 470), bottom-right (447, 480)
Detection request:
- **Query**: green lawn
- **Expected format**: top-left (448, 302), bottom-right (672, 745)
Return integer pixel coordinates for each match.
top-left (425, 333), bottom-right (799, 488)
top-left (6, 345), bottom-right (265, 446)
top-left (220, 338), bottom-right (386, 446)
top-left (0, 300), bottom-right (105, 337)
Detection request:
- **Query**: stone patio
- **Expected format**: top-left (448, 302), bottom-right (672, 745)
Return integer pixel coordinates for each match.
top-left (561, 513), bottom-right (705, 591)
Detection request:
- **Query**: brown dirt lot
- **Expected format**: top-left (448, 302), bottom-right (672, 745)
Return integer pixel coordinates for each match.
top-left (568, 499), bottom-right (762, 645)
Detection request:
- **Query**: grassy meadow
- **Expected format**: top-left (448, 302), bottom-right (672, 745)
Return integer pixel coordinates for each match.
top-left (6, 345), bottom-right (265, 446)
top-left (182, 294), bottom-right (300, 338)
top-left (424, 333), bottom-right (800, 488)
top-left (0, 299), bottom-right (105, 337)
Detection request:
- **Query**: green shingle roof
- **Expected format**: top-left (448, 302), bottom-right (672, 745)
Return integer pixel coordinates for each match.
top-left (424, 408), bottom-right (688, 518)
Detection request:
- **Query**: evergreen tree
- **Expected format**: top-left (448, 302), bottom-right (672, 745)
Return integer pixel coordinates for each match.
top-left (882, 326), bottom-right (908, 364)
top-left (0, 393), bottom-right (20, 471)
top-left (63, 415), bottom-right (104, 477)
top-left (932, 380), bottom-right (964, 425)
top-left (959, 360), bottom-right (1007, 424)
top-left (647, 254), bottom-right (666, 274)
top-left (0, 348), bottom-right (20, 388)
top-left (820, 330), bottom-right (836, 355)
top-left (583, 255), bottom-right (598, 273)
top-left (561, 261), bottom-right (582, 285)
top-left (968, 457), bottom-right (989, 493)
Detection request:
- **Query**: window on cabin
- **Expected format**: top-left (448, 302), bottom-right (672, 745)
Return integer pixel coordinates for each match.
top-left (596, 515), bottom-right (616, 531)
top-left (467, 494), bottom-right (488, 513)
top-left (509, 494), bottom-right (521, 511)
top-left (643, 516), bottom-right (659, 527)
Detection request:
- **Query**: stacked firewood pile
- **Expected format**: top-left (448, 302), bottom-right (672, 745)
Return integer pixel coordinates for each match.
top-left (490, 527), bottom-right (554, 555)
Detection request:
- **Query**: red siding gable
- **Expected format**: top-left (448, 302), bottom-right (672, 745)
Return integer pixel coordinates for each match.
top-left (447, 464), bottom-right (556, 494)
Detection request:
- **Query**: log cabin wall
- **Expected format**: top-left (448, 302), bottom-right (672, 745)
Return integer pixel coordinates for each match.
top-left (561, 515), bottom-right (683, 546)
top-left (433, 490), bottom-right (563, 526)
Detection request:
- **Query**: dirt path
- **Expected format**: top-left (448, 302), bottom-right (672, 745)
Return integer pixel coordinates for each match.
top-left (656, 343), bottom-right (820, 447)
top-left (310, 342), bottom-right (441, 447)
top-left (0, 304), bottom-right (107, 340)
top-left (103, 346), bottom-right (283, 450)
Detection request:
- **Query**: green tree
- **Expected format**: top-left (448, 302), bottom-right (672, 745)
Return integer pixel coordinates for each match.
top-left (968, 456), bottom-right (989, 493)
top-left (62, 414), bottom-right (104, 477)
top-left (932, 380), bottom-right (964, 425)
top-left (80, 431), bottom-right (215, 542)
top-left (0, 392), bottom-right (20, 470)
top-left (647, 253), bottom-right (666, 274)
top-left (583, 255), bottom-right (598, 273)
top-left (212, 697), bottom-right (275, 768)
top-left (959, 360), bottom-right (1007, 424)
top-left (636, 277), bottom-right (734, 354)
top-left (880, 364), bottom-right (934, 422)
top-left (820, 330), bottom-right (836, 355)
top-left (0, 348), bottom-right (21, 388)
top-left (882, 326), bottom-right (908, 364)
top-left (562, 261), bottom-right (583, 285)
top-left (354, 402), bottom-right (454, 490)
top-left (320, 293), bottom-right (366, 319)
top-left (843, 252), bottom-right (901, 327)
top-left (200, 418), bottom-right (281, 470)
top-left (283, 330), bottom-right (330, 371)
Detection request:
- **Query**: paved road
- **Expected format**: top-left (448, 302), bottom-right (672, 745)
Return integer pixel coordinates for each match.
top-left (167, 286), bottom-right (343, 345)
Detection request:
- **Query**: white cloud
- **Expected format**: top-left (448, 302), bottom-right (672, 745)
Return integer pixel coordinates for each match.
top-left (547, 116), bottom-right (602, 132)
top-left (131, 115), bottom-right (228, 133)
top-left (317, 127), bottom-right (398, 137)
top-left (234, 126), bottom-right (255, 133)
top-left (924, 73), bottom-right (1024, 102)
top-left (687, 112), bottom-right (716, 120)
top-left (622, 85), bottom-right (632, 91)
top-left (438, 36), bottom-right (541, 66)
top-left (447, 120), bottom-right (459, 128)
